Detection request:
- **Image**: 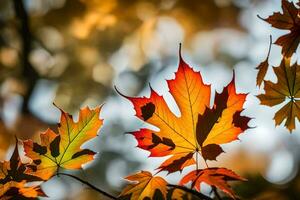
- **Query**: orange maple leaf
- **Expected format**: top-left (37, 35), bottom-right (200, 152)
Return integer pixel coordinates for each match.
top-left (23, 106), bottom-right (103, 180)
top-left (0, 142), bottom-right (45, 199)
top-left (261, 0), bottom-right (300, 58)
top-left (179, 168), bottom-right (246, 199)
top-left (0, 181), bottom-right (46, 200)
top-left (120, 171), bottom-right (168, 200)
top-left (118, 47), bottom-right (250, 173)
top-left (170, 188), bottom-right (193, 200)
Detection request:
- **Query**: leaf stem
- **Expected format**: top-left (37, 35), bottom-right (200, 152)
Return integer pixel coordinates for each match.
top-left (267, 35), bottom-right (272, 58)
top-left (204, 160), bottom-right (209, 168)
top-left (57, 172), bottom-right (117, 200)
top-left (256, 14), bottom-right (265, 21)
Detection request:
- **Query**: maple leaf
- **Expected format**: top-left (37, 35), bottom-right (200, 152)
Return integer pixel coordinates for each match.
top-left (0, 142), bottom-right (43, 184)
top-left (0, 181), bottom-right (46, 200)
top-left (0, 142), bottom-right (45, 200)
top-left (258, 58), bottom-right (300, 132)
top-left (262, 0), bottom-right (300, 58)
top-left (169, 188), bottom-right (192, 200)
top-left (23, 106), bottom-right (103, 180)
top-left (256, 36), bottom-right (272, 87)
top-left (117, 47), bottom-right (250, 173)
top-left (120, 171), bottom-right (168, 200)
top-left (179, 168), bottom-right (246, 199)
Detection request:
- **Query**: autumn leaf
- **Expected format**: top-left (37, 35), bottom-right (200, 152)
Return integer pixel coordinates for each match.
top-left (261, 0), bottom-right (300, 58)
top-left (118, 47), bottom-right (250, 173)
top-left (0, 142), bottom-right (45, 200)
top-left (0, 181), bottom-right (46, 200)
top-left (169, 188), bottom-right (192, 200)
top-left (179, 168), bottom-right (246, 199)
top-left (23, 106), bottom-right (103, 180)
top-left (120, 171), bottom-right (168, 200)
top-left (258, 58), bottom-right (300, 132)
top-left (256, 36), bottom-right (272, 87)
top-left (0, 143), bottom-right (43, 184)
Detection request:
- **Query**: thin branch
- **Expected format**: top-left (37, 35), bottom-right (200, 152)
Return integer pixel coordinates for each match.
top-left (57, 172), bottom-right (117, 200)
top-left (168, 184), bottom-right (213, 200)
top-left (212, 187), bottom-right (222, 200)
top-left (13, 0), bottom-right (39, 114)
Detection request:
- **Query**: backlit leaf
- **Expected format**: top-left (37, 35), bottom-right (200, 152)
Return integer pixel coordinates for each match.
top-left (118, 47), bottom-right (250, 173)
top-left (169, 188), bottom-right (192, 200)
top-left (262, 0), bottom-right (300, 57)
top-left (120, 171), bottom-right (168, 200)
top-left (0, 142), bottom-right (45, 199)
top-left (0, 143), bottom-right (42, 184)
top-left (23, 106), bottom-right (103, 180)
top-left (179, 168), bottom-right (246, 199)
top-left (0, 181), bottom-right (46, 200)
top-left (258, 58), bottom-right (300, 132)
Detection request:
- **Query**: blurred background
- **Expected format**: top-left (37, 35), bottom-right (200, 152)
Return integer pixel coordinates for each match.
top-left (0, 0), bottom-right (300, 199)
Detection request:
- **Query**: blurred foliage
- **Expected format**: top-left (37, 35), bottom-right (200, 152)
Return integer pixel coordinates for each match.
top-left (0, 0), bottom-right (245, 112)
top-left (234, 172), bottom-right (300, 199)
top-left (0, 0), bottom-right (245, 183)
top-left (1, 0), bottom-right (300, 199)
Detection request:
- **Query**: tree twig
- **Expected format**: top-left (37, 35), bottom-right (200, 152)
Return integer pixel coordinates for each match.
top-left (57, 172), bottom-right (117, 200)
top-left (168, 184), bottom-right (213, 200)
top-left (13, 0), bottom-right (39, 114)
top-left (212, 187), bottom-right (222, 200)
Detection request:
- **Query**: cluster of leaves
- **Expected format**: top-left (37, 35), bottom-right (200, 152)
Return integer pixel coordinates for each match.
top-left (117, 47), bottom-right (250, 200)
top-left (0, 49), bottom-right (251, 200)
top-left (257, 0), bottom-right (300, 132)
top-left (0, 107), bottom-right (103, 199)
top-left (1, 1), bottom-right (299, 199)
